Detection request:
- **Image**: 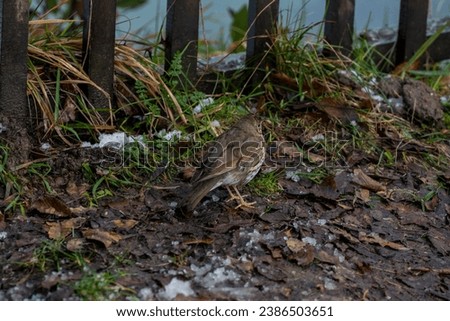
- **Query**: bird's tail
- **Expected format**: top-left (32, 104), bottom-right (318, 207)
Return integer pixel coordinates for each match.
top-left (176, 179), bottom-right (219, 218)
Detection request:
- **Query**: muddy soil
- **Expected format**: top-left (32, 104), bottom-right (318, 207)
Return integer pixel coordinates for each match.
top-left (1, 79), bottom-right (449, 301)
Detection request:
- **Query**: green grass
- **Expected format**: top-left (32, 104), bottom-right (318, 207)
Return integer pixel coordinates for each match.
top-left (32, 239), bottom-right (86, 272)
top-left (248, 171), bottom-right (282, 197)
top-left (295, 167), bottom-right (328, 184)
top-left (0, 143), bottom-right (26, 213)
top-left (74, 269), bottom-right (131, 300)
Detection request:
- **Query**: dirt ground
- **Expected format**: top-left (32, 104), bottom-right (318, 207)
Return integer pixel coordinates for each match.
top-left (1, 78), bottom-right (449, 301)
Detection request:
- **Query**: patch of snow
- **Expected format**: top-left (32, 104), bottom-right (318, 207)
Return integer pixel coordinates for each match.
top-left (440, 96), bottom-right (449, 105)
top-left (317, 219), bottom-right (327, 226)
top-left (40, 143), bottom-right (52, 151)
top-left (0, 123), bottom-right (6, 133)
top-left (302, 236), bottom-right (317, 247)
top-left (201, 267), bottom-right (240, 289)
top-left (285, 170), bottom-right (298, 182)
top-left (242, 229), bottom-right (262, 248)
top-left (193, 97), bottom-right (214, 114)
top-left (138, 287), bottom-right (154, 300)
top-left (368, 77), bottom-right (378, 86)
top-left (262, 231), bottom-right (276, 241)
top-left (191, 263), bottom-right (212, 277)
top-left (81, 132), bottom-right (145, 149)
top-left (311, 133), bottom-right (325, 142)
top-left (0, 231), bottom-right (8, 240)
top-left (81, 141), bottom-right (97, 148)
top-left (168, 201), bottom-right (178, 208)
top-left (333, 248), bottom-right (345, 263)
top-left (160, 278), bottom-right (194, 300)
top-left (370, 93), bottom-right (384, 102)
top-left (210, 120), bottom-right (221, 128)
top-left (157, 129), bottom-right (183, 141)
top-left (99, 132), bottom-right (128, 148)
top-left (324, 277), bottom-right (337, 290)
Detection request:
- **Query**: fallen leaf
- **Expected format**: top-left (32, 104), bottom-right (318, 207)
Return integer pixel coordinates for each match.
top-left (113, 219), bottom-right (138, 230)
top-left (358, 232), bottom-right (409, 251)
top-left (66, 238), bottom-right (85, 252)
top-left (58, 97), bottom-right (77, 124)
top-left (66, 181), bottom-right (90, 197)
top-left (254, 259), bottom-right (288, 281)
top-left (270, 247), bottom-right (283, 259)
top-left (286, 238), bottom-right (305, 253)
top-left (352, 168), bottom-right (386, 192)
top-left (391, 59), bottom-right (420, 76)
top-left (45, 217), bottom-right (86, 239)
top-left (316, 250), bottom-right (339, 265)
top-left (70, 206), bottom-right (93, 215)
top-left (356, 188), bottom-right (371, 203)
top-left (82, 228), bottom-right (122, 247)
top-left (286, 238), bottom-right (315, 266)
top-left (30, 195), bottom-right (72, 217)
top-left (427, 228), bottom-right (450, 255)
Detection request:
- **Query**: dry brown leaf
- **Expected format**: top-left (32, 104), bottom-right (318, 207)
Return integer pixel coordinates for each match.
top-left (307, 152), bottom-right (325, 163)
top-left (270, 72), bottom-right (299, 90)
top-left (66, 181), bottom-right (90, 197)
top-left (352, 168), bottom-right (386, 192)
top-left (183, 238), bottom-right (214, 245)
top-left (391, 59), bottom-right (420, 76)
top-left (30, 195), bottom-right (72, 217)
top-left (66, 238), bottom-right (85, 252)
top-left (278, 141), bottom-right (302, 159)
top-left (356, 188), bottom-right (371, 203)
top-left (315, 250), bottom-right (339, 265)
top-left (0, 211), bottom-right (5, 230)
top-left (270, 247), bottom-right (283, 259)
top-left (286, 238), bottom-right (305, 253)
top-left (69, 206), bottom-right (93, 215)
top-left (427, 228), bottom-right (450, 255)
top-left (46, 217), bottom-right (86, 239)
top-left (58, 97), bottom-right (77, 124)
top-left (286, 238), bottom-right (315, 266)
top-left (358, 232), bottom-right (409, 251)
top-left (112, 219), bottom-right (138, 230)
top-left (82, 228), bottom-right (122, 247)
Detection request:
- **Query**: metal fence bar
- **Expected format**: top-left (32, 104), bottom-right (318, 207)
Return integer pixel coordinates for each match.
top-left (165, 0), bottom-right (200, 81)
top-left (324, 0), bottom-right (355, 54)
top-left (395, 0), bottom-right (429, 64)
top-left (82, 0), bottom-right (116, 122)
top-left (427, 31), bottom-right (450, 62)
top-left (0, 0), bottom-right (29, 121)
top-left (246, 0), bottom-right (279, 70)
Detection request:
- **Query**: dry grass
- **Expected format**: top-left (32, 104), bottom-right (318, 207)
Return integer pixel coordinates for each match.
top-left (27, 19), bottom-right (183, 145)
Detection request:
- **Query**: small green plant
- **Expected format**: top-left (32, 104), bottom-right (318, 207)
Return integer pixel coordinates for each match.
top-left (74, 269), bottom-right (129, 300)
top-left (414, 184), bottom-right (443, 212)
top-left (27, 162), bottom-right (54, 193)
top-left (296, 167), bottom-right (328, 184)
top-left (248, 171), bottom-right (282, 197)
top-left (378, 150), bottom-right (396, 168)
top-left (32, 239), bottom-right (86, 272)
top-left (0, 144), bottom-right (25, 213)
top-left (135, 79), bottom-right (160, 125)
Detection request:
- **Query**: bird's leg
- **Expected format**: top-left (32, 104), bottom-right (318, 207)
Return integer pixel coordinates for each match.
top-left (225, 186), bottom-right (256, 209)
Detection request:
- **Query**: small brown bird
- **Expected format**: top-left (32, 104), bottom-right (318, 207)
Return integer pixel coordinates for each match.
top-left (177, 115), bottom-right (265, 217)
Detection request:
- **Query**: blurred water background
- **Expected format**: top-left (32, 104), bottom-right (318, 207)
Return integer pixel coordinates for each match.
top-left (117, 0), bottom-right (449, 47)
